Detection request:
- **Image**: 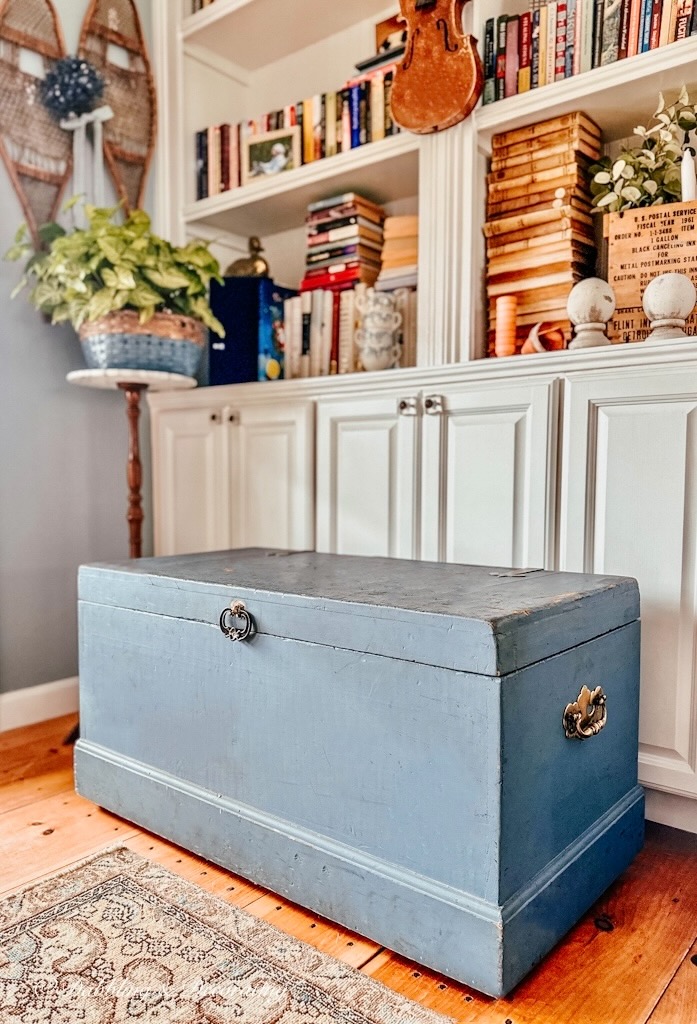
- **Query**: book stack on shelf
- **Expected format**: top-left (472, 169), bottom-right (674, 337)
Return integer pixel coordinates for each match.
top-left (376, 215), bottom-right (418, 291)
top-left (483, 0), bottom-right (697, 104)
top-left (485, 111), bottom-right (600, 354)
top-left (191, 0), bottom-right (216, 11)
top-left (195, 69), bottom-right (400, 201)
top-left (300, 193), bottom-right (385, 293)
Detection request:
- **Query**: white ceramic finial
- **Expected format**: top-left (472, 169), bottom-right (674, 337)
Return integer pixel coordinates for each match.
top-left (642, 272), bottom-right (696, 344)
top-left (567, 278), bottom-right (616, 349)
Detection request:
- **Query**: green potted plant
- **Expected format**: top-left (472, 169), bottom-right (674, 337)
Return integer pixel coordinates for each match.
top-left (5, 203), bottom-right (225, 376)
top-left (589, 88), bottom-right (696, 213)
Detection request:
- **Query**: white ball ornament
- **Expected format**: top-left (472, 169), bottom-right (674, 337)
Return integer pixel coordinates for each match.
top-left (567, 277), bottom-right (616, 349)
top-left (642, 272), bottom-right (696, 343)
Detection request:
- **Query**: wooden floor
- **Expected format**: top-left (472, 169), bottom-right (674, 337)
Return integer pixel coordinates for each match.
top-left (1, 715), bottom-right (696, 1024)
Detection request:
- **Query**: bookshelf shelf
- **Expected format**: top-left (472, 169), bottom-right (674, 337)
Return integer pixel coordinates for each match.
top-left (182, 0), bottom-right (392, 71)
top-left (475, 36), bottom-right (697, 144)
top-left (183, 133), bottom-right (420, 237)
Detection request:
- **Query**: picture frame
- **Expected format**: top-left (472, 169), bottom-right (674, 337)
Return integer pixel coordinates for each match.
top-left (241, 125), bottom-right (301, 186)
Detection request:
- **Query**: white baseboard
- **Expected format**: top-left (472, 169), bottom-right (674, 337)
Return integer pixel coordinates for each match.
top-left (0, 677), bottom-right (79, 733)
top-left (645, 787), bottom-right (697, 835)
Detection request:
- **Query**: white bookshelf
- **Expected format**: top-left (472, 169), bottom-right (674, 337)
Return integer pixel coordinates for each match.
top-left (154, 0), bottom-right (697, 364)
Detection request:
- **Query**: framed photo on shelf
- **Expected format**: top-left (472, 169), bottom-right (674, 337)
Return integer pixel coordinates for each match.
top-left (241, 125), bottom-right (301, 185)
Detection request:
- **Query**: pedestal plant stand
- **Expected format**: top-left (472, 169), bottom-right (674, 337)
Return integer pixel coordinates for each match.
top-left (67, 369), bottom-right (196, 558)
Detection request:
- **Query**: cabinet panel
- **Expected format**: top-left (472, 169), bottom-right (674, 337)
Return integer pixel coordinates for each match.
top-left (152, 407), bottom-right (225, 556)
top-left (561, 370), bottom-right (697, 799)
top-left (227, 402), bottom-right (315, 551)
top-left (420, 380), bottom-right (558, 569)
top-left (316, 395), bottom-right (418, 559)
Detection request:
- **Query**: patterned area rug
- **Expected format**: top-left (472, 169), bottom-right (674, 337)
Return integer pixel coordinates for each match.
top-left (0, 847), bottom-right (452, 1023)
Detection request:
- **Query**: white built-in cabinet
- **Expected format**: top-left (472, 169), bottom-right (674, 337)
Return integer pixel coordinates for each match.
top-left (150, 396), bottom-right (314, 556)
top-left (315, 378), bottom-right (558, 569)
top-left (560, 364), bottom-right (697, 811)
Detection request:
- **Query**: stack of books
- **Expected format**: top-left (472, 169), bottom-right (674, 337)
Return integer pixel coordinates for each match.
top-left (483, 0), bottom-right (697, 104)
top-left (376, 215), bottom-right (419, 291)
top-left (485, 111), bottom-right (601, 353)
top-left (191, 0), bottom-right (216, 11)
top-left (300, 192), bottom-right (385, 293)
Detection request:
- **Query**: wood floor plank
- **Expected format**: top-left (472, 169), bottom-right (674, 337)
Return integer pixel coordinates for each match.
top-left (0, 714), bottom-right (76, 787)
top-left (363, 832), bottom-right (697, 1024)
top-left (0, 766), bottom-right (74, 814)
top-left (647, 940), bottom-right (697, 1024)
top-left (0, 790), bottom-right (138, 896)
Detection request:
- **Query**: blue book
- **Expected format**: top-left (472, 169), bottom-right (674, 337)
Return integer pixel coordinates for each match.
top-left (349, 85), bottom-right (361, 149)
top-left (639, 0), bottom-right (653, 50)
top-left (209, 278), bottom-right (298, 385)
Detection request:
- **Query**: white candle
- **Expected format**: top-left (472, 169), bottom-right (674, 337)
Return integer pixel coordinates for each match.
top-left (681, 146), bottom-right (697, 202)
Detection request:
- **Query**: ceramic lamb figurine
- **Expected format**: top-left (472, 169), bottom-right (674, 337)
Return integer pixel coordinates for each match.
top-left (567, 277), bottom-right (616, 349)
top-left (642, 272), bottom-right (696, 343)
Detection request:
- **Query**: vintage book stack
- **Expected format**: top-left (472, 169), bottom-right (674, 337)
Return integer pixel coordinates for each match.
top-left (483, 0), bottom-right (697, 104)
top-left (485, 111), bottom-right (601, 354)
top-left (376, 214), bottom-right (418, 291)
top-left (280, 193), bottom-right (385, 378)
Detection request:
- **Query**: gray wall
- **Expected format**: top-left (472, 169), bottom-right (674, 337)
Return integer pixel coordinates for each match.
top-left (0, 0), bottom-right (154, 695)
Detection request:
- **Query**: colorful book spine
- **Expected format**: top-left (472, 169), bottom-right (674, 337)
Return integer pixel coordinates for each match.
top-left (531, 7), bottom-right (542, 88)
top-left (617, 0), bottom-right (633, 57)
top-left (640, 0), bottom-right (655, 49)
top-left (648, 0), bottom-right (663, 46)
top-left (628, 0), bottom-right (643, 54)
top-left (349, 85), bottom-right (361, 148)
top-left (496, 15), bottom-right (508, 100)
top-left (505, 15), bottom-right (520, 97)
top-left (518, 11), bottom-right (532, 91)
top-left (538, 2), bottom-right (548, 86)
top-left (546, 2), bottom-right (558, 84)
top-left (600, 0), bottom-right (622, 62)
top-left (591, 0), bottom-right (605, 65)
top-left (555, 2), bottom-right (568, 79)
top-left (565, 0), bottom-right (577, 75)
top-left (676, 0), bottom-right (694, 35)
top-left (483, 18), bottom-right (496, 103)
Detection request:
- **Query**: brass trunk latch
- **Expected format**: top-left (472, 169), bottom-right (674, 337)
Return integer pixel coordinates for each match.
top-left (563, 685), bottom-right (607, 740)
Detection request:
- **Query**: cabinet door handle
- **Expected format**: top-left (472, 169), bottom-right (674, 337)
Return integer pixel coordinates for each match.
top-left (424, 395), bottom-right (444, 415)
top-left (210, 412), bottom-right (222, 424)
top-left (228, 412), bottom-right (237, 423)
top-left (398, 397), bottom-right (418, 416)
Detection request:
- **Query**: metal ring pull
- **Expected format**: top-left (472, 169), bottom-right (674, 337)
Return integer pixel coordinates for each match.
top-left (563, 685), bottom-right (607, 740)
top-left (219, 600), bottom-right (255, 642)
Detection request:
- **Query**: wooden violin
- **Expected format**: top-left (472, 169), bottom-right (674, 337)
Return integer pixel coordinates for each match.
top-left (390, 0), bottom-right (484, 135)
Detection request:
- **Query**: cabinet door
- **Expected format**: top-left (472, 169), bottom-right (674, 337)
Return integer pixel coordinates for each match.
top-left (420, 379), bottom-right (559, 568)
top-left (560, 368), bottom-right (697, 800)
top-left (316, 393), bottom-right (419, 558)
top-left (226, 400), bottom-right (315, 551)
top-left (151, 406), bottom-right (226, 556)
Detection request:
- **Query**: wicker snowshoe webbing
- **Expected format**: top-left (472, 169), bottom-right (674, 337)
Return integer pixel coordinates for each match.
top-left (79, 0), bottom-right (156, 212)
top-left (0, 0), bottom-right (71, 246)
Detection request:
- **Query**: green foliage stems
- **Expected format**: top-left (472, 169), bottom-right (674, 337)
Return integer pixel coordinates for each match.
top-left (590, 88), bottom-right (696, 214)
top-left (5, 204), bottom-right (225, 337)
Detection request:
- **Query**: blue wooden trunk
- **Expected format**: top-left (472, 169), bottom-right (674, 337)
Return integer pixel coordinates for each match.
top-left (74, 549), bottom-right (644, 997)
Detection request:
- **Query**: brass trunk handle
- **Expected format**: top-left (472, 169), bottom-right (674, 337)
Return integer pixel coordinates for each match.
top-left (563, 685), bottom-right (607, 740)
top-left (219, 600), bottom-right (255, 642)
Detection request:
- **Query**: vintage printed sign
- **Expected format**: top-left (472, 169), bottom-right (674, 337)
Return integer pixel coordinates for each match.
top-left (607, 201), bottom-right (697, 342)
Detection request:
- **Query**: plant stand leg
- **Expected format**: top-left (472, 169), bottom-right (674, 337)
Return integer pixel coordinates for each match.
top-left (118, 382), bottom-right (148, 560)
